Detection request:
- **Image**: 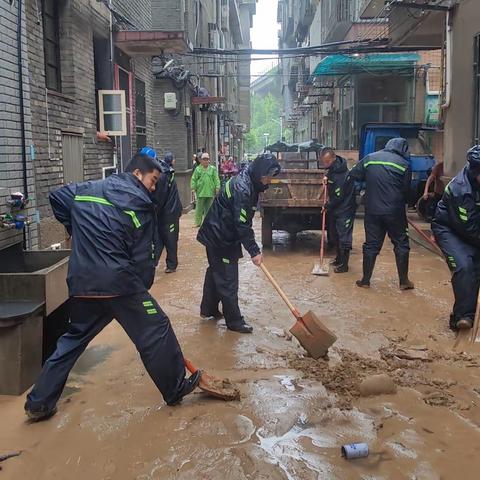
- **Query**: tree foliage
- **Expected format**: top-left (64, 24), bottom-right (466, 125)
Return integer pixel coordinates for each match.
top-left (245, 93), bottom-right (292, 154)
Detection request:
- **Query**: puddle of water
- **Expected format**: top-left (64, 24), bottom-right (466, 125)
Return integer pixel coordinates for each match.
top-left (72, 344), bottom-right (116, 375)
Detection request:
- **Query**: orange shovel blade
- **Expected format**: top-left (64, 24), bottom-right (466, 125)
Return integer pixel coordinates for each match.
top-left (289, 310), bottom-right (337, 359)
top-left (184, 358), bottom-right (240, 401)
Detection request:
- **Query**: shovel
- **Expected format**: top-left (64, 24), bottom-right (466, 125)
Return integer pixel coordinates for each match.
top-left (260, 263), bottom-right (337, 359)
top-left (184, 358), bottom-right (240, 401)
top-left (312, 177), bottom-right (329, 276)
top-left (453, 289), bottom-right (480, 352)
top-left (407, 219), bottom-right (443, 257)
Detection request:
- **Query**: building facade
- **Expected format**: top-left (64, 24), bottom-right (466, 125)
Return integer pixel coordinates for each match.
top-left (386, 0), bottom-right (479, 176)
top-left (0, 0), bottom-right (38, 251)
top-left (277, 0), bottom-right (443, 161)
top-left (0, 0), bottom-right (255, 251)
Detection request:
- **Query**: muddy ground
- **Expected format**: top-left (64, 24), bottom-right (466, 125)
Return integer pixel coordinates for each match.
top-left (1, 212), bottom-right (480, 479)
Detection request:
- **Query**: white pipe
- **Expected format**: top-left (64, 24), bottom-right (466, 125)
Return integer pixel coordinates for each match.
top-left (441, 9), bottom-right (452, 109)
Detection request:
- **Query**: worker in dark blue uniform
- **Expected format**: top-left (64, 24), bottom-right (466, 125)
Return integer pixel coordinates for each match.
top-left (349, 138), bottom-right (414, 289)
top-left (142, 147), bottom-right (183, 273)
top-left (24, 154), bottom-right (200, 422)
top-left (432, 146), bottom-right (480, 330)
top-left (197, 153), bottom-right (281, 333)
top-left (320, 147), bottom-right (357, 273)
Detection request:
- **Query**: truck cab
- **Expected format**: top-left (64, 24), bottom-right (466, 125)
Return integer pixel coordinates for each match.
top-left (359, 123), bottom-right (437, 206)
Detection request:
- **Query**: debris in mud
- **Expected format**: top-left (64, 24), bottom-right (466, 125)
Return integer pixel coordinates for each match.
top-left (0, 451), bottom-right (22, 463)
top-left (199, 376), bottom-right (241, 401)
top-left (255, 345), bottom-right (287, 358)
top-left (341, 442), bottom-right (369, 459)
top-left (289, 349), bottom-right (386, 409)
top-left (423, 390), bottom-right (455, 407)
top-left (359, 374), bottom-right (397, 397)
top-left (383, 345), bottom-right (430, 362)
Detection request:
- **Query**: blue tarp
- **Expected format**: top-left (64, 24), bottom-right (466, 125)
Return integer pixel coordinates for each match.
top-left (313, 53), bottom-right (420, 76)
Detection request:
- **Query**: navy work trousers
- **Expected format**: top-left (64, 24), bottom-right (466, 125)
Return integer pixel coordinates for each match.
top-left (363, 212), bottom-right (410, 257)
top-left (26, 293), bottom-right (186, 411)
top-left (329, 214), bottom-right (355, 251)
top-left (200, 246), bottom-right (244, 328)
top-left (433, 223), bottom-right (480, 323)
top-left (158, 218), bottom-right (180, 270)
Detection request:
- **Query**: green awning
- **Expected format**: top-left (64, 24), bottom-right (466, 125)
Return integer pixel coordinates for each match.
top-left (313, 53), bottom-right (420, 76)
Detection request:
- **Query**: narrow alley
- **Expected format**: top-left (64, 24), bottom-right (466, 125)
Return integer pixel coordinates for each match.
top-left (2, 213), bottom-right (480, 479)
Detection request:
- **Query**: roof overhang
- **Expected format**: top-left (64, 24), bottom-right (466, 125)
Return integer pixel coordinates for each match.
top-left (115, 31), bottom-right (191, 56)
top-left (313, 53), bottom-right (420, 76)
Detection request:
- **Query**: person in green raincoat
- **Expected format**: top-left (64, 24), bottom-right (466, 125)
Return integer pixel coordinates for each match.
top-left (191, 152), bottom-right (221, 226)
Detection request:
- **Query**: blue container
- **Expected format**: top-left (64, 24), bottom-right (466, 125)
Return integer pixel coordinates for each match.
top-left (341, 443), bottom-right (369, 459)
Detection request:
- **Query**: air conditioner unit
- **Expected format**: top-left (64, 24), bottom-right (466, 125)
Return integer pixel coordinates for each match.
top-left (164, 92), bottom-right (177, 110)
top-left (322, 101), bottom-right (332, 117)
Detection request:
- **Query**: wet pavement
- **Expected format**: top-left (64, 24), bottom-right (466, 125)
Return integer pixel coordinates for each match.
top-left (2, 212), bottom-right (480, 479)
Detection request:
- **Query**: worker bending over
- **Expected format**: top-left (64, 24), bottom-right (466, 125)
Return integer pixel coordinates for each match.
top-left (25, 154), bottom-right (200, 421)
top-left (432, 146), bottom-right (480, 330)
top-left (197, 153), bottom-right (281, 333)
top-left (320, 147), bottom-right (357, 273)
top-left (349, 138), bottom-right (414, 289)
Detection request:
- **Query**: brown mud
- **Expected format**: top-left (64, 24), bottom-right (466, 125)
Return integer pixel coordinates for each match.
top-left (1, 213), bottom-right (480, 479)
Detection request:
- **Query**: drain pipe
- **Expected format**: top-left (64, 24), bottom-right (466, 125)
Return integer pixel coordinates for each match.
top-left (441, 9), bottom-right (453, 110)
top-left (17, 0), bottom-right (29, 248)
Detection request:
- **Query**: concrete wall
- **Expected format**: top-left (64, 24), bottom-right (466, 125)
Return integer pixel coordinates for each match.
top-left (444, 0), bottom-right (479, 176)
top-left (0, 1), bottom-right (38, 251)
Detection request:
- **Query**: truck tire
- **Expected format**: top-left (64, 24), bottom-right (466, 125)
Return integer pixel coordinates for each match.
top-left (262, 210), bottom-right (273, 249)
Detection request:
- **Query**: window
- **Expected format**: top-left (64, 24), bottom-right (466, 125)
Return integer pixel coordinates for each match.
top-left (42, 0), bottom-right (61, 91)
top-left (474, 34), bottom-right (480, 145)
top-left (135, 79), bottom-right (147, 149)
top-left (98, 90), bottom-right (127, 136)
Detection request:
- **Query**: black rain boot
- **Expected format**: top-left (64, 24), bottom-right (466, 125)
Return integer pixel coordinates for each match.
top-left (330, 247), bottom-right (341, 266)
top-left (166, 370), bottom-right (202, 406)
top-left (396, 253), bottom-right (415, 290)
top-left (334, 249), bottom-right (350, 273)
top-left (456, 318), bottom-right (474, 330)
top-left (356, 254), bottom-right (376, 288)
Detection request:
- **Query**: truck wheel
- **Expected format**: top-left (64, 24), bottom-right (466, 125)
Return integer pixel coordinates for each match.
top-left (262, 211), bottom-right (273, 249)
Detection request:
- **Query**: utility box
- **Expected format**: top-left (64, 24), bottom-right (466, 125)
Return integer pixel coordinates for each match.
top-left (0, 301), bottom-right (44, 395)
top-left (164, 92), bottom-right (177, 110)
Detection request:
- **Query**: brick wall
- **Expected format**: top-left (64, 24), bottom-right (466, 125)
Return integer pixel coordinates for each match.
top-left (0, 1), bottom-right (38, 251)
top-left (113, 0), bottom-right (152, 30)
top-left (26, 0), bottom-right (114, 248)
top-left (151, 0), bottom-right (184, 31)
top-left (152, 78), bottom-right (191, 171)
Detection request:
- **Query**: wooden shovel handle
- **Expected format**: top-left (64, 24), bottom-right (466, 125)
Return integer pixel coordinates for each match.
top-left (260, 263), bottom-right (301, 319)
top-left (320, 176), bottom-right (328, 263)
top-left (407, 219), bottom-right (443, 256)
top-left (184, 358), bottom-right (198, 374)
top-left (470, 289), bottom-right (480, 343)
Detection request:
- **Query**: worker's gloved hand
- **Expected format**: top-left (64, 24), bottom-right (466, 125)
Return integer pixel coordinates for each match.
top-left (251, 254), bottom-right (262, 266)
